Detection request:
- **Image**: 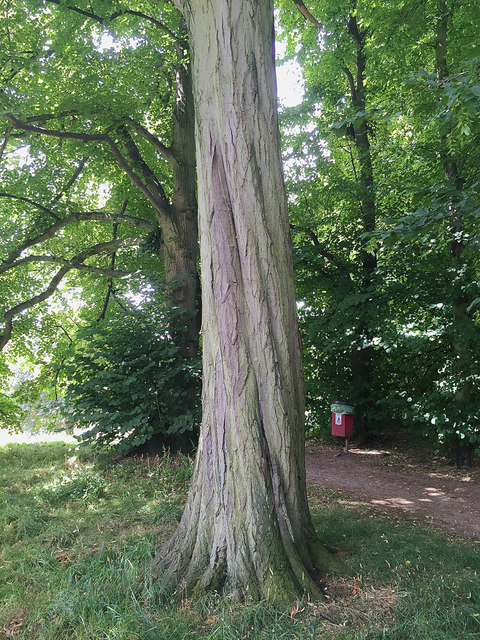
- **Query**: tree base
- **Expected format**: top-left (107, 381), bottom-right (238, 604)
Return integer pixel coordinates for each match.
top-left (154, 510), bottom-right (342, 604)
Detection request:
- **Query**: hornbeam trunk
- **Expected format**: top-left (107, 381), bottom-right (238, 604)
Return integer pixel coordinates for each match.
top-left (154, 0), bottom-right (337, 600)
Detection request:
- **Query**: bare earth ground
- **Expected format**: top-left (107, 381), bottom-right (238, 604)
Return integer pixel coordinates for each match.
top-left (305, 441), bottom-right (480, 540)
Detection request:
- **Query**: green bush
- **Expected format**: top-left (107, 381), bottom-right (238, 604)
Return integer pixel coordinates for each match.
top-left (61, 307), bottom-right (201, 454)
top-left (0, 392), bottom-right (23, 431)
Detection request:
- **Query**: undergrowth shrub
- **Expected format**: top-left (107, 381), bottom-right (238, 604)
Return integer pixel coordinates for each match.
top-left (61, 306), bottom-right (201, 454)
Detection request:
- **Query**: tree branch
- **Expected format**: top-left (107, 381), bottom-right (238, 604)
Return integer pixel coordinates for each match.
top-left (26, 110), bottom-right (81, 125)
top-left (97, 213), bottom-right (123, 322)
top-left (1, 252), bottom-right (133, 277)
top-left (106, 136), bottom-right (173, 218)
top-left (50, 156), bottom-right (89, 206)
top-left (0, 192), bottom-right (60, 221)
top-left (2, 113), bottom-right (107, 142)
top-left (1, 210), bottom-right (154, 268)
top-left (0, 266), bottom-right (70, 351)
top-left (0, 238), bottom-right (138, 351)
top-left (292, 0), bottom-right (322, 28)
top-left (123, 9), bottom-right (183, 42)
top-left (0, 127), bottom-right (12, 160)
top-left (125, 117), bottom-right (175, 165)
top-left (346, 13), bottom-right (366, 47)
top-left (115, 124), bottom-right (175, 220)
top-left (342, 64), bottom-right (357, 101)
top-left (44, 0), bottom-right (185, 43)
top-left (2, 113), bottom-right (174, 220)
top-left (50, 321), bottom-right (74, 344)
top-left (291, 224), bottom-right (354, 277)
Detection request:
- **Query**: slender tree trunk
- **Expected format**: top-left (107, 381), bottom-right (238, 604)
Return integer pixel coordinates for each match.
top-left (293, 5), bottom-right (378, 441)
top-left (435, 0), bottom-right (474, 465)
top-left (345, 13), bottom-right (378, 441)
top-left (154, 0), bottom-right (338, 601)
top-left (116, 57), bottom-right (199, 356)
top-left (164, 60), bottom-right (200, 357)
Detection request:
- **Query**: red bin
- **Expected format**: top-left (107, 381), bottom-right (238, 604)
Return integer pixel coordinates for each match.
top-left (331, 412), bottom-right (353, 438)
top-left (331, 402), bottom-right (354, 438)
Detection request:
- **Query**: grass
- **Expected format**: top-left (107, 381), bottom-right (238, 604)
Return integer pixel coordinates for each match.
top-left (0, 442), bottom-right (479, 639)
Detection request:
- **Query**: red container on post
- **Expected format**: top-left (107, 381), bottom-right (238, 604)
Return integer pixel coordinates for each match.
top-left (331, 412), bottom-right (353, 438)
top-left (331, 402), bottom-right (354, 438)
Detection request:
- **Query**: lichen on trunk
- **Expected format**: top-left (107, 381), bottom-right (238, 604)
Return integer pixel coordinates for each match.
top-left (154, 0), bottom-right (338, 601)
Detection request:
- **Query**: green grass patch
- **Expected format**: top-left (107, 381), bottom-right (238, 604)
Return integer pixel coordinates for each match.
top-left (0, 442), bottom-right (479, 639)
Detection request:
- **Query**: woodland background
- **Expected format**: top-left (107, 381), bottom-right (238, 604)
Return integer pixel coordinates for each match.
top-left (1, 0), bottom-right (479, 463)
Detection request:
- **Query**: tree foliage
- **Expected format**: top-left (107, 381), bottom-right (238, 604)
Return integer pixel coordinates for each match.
top-left (0, 0), bottom-right (200, 443)
top-left (277, 0), bottom-right (480, 459)
top-left (0, 0), bottom-right (199, 354)
top-left (61, 306), bottom-right (201, 453)
top-left (1, 0), bottom-right (479, 465)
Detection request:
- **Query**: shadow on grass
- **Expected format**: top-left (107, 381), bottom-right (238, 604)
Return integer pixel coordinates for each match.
top-left (1, 442), bottom-right (479, 639)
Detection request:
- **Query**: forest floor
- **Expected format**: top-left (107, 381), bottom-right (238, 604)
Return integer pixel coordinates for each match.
top-left (305, 440), bottom-right (480, 540)
top-left (2, 428), bottom-right (480, 540)
top-left (2, 441), bottom-right (479, 639)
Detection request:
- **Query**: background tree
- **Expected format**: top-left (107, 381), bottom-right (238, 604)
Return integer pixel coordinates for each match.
top-left (372, 0), bottom-right (480, 463)
top-left (1, 0), bottom-right (478, 471)
top-left (0, 0), bottom-right (202, 449)
top-left (276, 0), bottom-right (480, 460)
top-left (0, 0), bottom-right (199, 357)
top-left (277, 0), bottom-right (390, 440)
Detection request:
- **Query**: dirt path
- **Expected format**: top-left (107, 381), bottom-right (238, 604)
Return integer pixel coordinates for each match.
top-left (305, 443), bottom-right (480, 540)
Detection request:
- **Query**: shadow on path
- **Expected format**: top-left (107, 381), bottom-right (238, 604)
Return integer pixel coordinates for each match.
top-left (305, 445), bottom-right (480, 540)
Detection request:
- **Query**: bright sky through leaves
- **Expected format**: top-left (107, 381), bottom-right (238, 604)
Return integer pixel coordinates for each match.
top-left (276, 41), bottom-right (304, 107)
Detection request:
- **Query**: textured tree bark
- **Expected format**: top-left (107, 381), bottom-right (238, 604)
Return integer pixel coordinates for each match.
top-left (154, 0), bottom-right (337, 601)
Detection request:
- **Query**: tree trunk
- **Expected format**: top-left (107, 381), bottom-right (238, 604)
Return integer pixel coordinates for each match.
top-left (154, 0), bottom-right (338, 601)
top-left (164, 60), bottom-right (200, 357)
top-left (345, 13), bottom-right (378, 441)
top-left (116, 56), bottom-right (199, 357)
top-left (435, 0), bottom-right (475, 465)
